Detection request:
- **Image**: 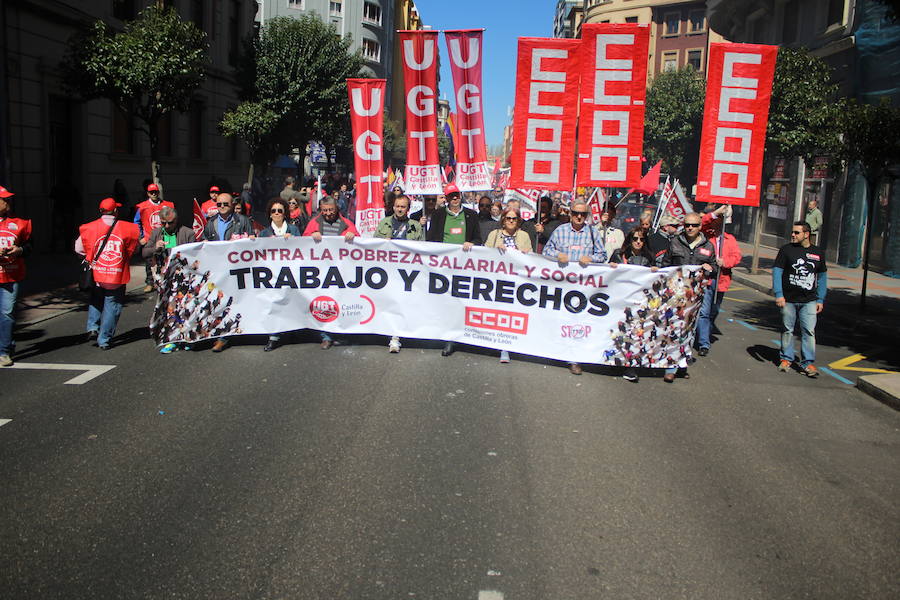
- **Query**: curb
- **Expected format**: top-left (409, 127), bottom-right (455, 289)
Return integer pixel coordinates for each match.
top-left (731, 272), bottom-right (773, 296)
top-left (856, 374), bottom-right (900, 412)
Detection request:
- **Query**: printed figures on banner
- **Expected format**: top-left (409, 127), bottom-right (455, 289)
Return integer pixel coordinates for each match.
top-left (445, 30), bottom-right (492, 191)
top-left (576, 24), bottom-right (650, 188)
top-left (347, 78), bottom-right (386, 237)
top-left (400, 30), bottom-right (443, 195)
top-left (696, 43), bottom-right (778, 206)
top-left (509, 37), bottom-right (581, 191)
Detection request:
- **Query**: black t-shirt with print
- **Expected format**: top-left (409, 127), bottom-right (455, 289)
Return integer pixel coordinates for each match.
top-left (774, 243), bottom-right (827, 303)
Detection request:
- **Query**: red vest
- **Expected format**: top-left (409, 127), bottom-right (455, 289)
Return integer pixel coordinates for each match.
top-left (0, 217), bottom-right (32, 283)
top-left (136, 199), bottom-right (174, 239)
top-left (79, 218), bottom-right (140, 286)
top-left (201, 199), bottom-right (218, 218)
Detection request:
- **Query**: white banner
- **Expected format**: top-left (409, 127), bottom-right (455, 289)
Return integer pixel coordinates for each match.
top-left (151, 238), bottom-right (705, 367)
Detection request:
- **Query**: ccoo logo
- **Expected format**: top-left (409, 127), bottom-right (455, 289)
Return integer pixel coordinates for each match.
top-left (465, 307), bottom-right (528, 334)
top-left (310, 296), bottom-right (340, 323)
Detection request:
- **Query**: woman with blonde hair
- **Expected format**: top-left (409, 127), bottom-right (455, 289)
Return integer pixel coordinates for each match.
top-left (484, 207), bottom-right (532, 363)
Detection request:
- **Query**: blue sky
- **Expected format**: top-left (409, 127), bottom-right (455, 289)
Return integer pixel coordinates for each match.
top-left (415, 0), bottom-right (556, 149)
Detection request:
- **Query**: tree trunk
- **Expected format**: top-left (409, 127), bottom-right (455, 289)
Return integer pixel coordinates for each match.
top-left (860, 174), bottom-right (877, 312)
top-left (246, 163), bottom-right (254, 188)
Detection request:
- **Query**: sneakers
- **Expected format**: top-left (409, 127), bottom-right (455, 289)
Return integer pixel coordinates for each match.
top-left (663, 372), bottom-right (675, 383)
top-left (159, 343), bottom-right (177, 354)
top-left (143, 284), bottom-right (154, 293)
top-left (500, 350), bottom-right (510, 364)
top-left (568, 363), bottom-right (582, 375)
top-left (441, 342), bottom-right (454, 357)
top-left (0, 355), bottom-right (13, 367)
top-left (803, 364), bottom-right (819, 378)
top-left (87, 330), bottom-right (98, 342)
top-left (211, 339), bottom-right (229, 352)
top-left (698, 347), bottom-right (709, 357)
top-left (622, 369), bottom-right (638, 382)
top-left (388, 339), bottom-right (401, 353)
top-left (320, 339), bottom-right (333, 350)
top-left (778, 360), bottom-right (791, 372)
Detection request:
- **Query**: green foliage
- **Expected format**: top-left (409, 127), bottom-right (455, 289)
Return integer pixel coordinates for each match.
top-left (643, 67), bottom-right (705, 181)
top-left (383, 114), bottom-right (406, 156)
top-left (225, 15), bottom-right (364, 167)
top-left (839, 98), bottom-right (900, 183)
top-left (61, 5), bottom-right (208, 163)
top-left (219, 102), bottom-right (280, 165)
top-left (438, 127), bottom-right (451, 164)
top-left (766, 47), bottom-right (843, 163)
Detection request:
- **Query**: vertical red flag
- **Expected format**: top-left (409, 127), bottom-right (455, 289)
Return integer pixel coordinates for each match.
top-left (400, 30), bottom-right (442, 195)
top-left (509, 38), bottom-right (581, 190)
top-left (696, 43), bottom-right (778, 206)
top-left (192, 198), bottom-right (206, 241)
top-left (576, 23), bottom-right (650, 188)
top-left (347, 78), bottom-right (386, 237)
top-left (444, 30), bottom-right (491, 191)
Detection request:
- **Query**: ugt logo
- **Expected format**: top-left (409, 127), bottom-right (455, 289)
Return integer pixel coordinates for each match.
top-left (310, 296), bottom-right (340, 323)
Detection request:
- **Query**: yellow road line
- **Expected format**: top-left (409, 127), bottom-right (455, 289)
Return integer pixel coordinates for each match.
top-left (723, 296), bottom-right (756, 303)
top-left (828, 353), bottom-right (896, 374)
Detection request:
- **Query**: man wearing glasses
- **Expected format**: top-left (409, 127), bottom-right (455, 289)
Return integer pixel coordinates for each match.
top-left (772, 221), bottom-right (827, 378)
top-left (134, 183), bottom-right (174, 292)
top-left (542, 200), bottom-right (607, 375)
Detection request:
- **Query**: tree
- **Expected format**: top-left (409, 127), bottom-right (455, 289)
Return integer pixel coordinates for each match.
top-left (61, 5), bottom-right (208, 185)
top-left (382, 114), bottom-right (406, 165)
top-left (226, 15), bottom-right (364, 175)
top-left (837, 99), bottom-right (900, 308)
top-left (643, 67), bottom-right (705, 185)
top-left (219, 102), bottom-right (280, 185)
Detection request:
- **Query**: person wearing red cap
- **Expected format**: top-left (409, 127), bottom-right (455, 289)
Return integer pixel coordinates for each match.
top-left (75, 198), bottom-right (140, 350)
top-left (425, 183), bottom-right (481, 356)
top-left (0, 186), bottom-right (32, 366)
top-left (134, 182), bottom-right (174, 293)
top-left (200, 186), bottom-right (221, 218)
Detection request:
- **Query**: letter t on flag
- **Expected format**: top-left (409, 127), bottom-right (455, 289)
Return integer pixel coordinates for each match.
top-left (347, 78), bottom-right (386, 237)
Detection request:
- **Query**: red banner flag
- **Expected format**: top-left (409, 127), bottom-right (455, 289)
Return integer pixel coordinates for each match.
top-left (696, 43), bottom-right (778, 206)
top-left (192, 198), bottom-right (206, 241)
top-left (576, 23), bottom-right (650, 188)
top-left (347, 78), bottom-right (386, 237)
top-left (444, 30), bottom-right (491, 191)
top-left (509, 37), bottom-right (581, 191)
top-left (400, 30), bottom-right (442, 195)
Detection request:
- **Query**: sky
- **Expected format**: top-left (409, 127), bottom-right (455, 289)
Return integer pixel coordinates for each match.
top-left (414, 0), bottom-right (556, 149)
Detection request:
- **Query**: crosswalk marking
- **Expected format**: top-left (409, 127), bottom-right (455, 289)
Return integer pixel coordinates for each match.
top-left (7, 362), bottom-right (116, 384)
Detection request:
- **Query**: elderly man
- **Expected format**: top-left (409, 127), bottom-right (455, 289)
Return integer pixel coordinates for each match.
top-left (0, 186), bottom-right (33, 366)
top-left (134, 182), bottom-right (174, 292)
top-left (303, 197), bottom-right (359, 349)
top-left (375, 194), bottom-right (424, 353)
top-left (75, 198), bottom-right (140, 350)
top-left (650, 213), bottom-right (679, 262)
top-left (426, 183), bottom-right (481, 357)
top-left (805, 199), bottom-right (823, 246)
top-left (542, 200), bottom-right (607, 375)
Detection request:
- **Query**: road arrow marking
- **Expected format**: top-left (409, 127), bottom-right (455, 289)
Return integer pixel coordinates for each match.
top-left (0, 419), bottom-right (11, 428)
top-left (7, 362), bottom-right (117, 384)
top-left (828, 354), bottom-right (895, 374)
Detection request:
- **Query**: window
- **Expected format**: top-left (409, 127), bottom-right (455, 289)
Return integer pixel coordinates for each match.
top-left (664, 12), bottom-right (680, 35)
top-left (189, 99), bottom-right (205, 159)
top-left (662, 52), bottom-right (678, 72)
top-left (191, 0), bottom-right (204, 31)
top-left (689, 9), bottom-right (705, 32)
top-left (827, 0), bottom-right (844, 26)
top-left (112, 103), bottom-right (134, 154)
top-left (228, 0), bottom-right (240, 66)
top-left (687, 49), bottom-right (702, 71)
top-left (782, 0), bottom-right (798, 43)
top-left (330, 1), bottom-right (342, 15)
top-left (287, 0), bottom-right (304, 8)
top-left (363, 2), bottom-right (382, 25)
top-left (362, 38), bottom-right (381, 63)
top-left (625, 16), bottom-right (638, 23)
top-left (113, 0), bottom-right (136, 21)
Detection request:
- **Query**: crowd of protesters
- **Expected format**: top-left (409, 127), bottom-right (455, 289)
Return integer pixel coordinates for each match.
top-left (0, 174), bottom-right (827, 381)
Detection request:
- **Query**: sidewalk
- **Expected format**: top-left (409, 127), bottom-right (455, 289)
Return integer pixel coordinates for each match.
top-left (732, 241), bottom-right (900, 411)
top-left (15, 252), bottom-right (149, 327)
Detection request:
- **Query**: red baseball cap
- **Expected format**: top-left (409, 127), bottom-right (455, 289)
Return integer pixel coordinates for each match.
top-left (209, 186), bottom-right (220, 192)
top-left (99, 197), bottom-right (122, 211)
top-left (147, 183), bottom-right (160, 192)
top-left (0, 186), bottom-right (13, 198)
top-left (443, 183), bottom-right (460, 195)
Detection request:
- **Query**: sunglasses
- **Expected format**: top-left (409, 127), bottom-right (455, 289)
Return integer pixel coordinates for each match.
top-left (216, 202), bottom-right (231, 207)
top-left (148, 190), bottom-right (159, 194)
top-left (288, 201), bottom-right (298, 205)
top-left (791, 230), bottom-right (804, 235)
top-left (270, 208), bottom-right (285, 214)
top-left (633, 237), bottom-right (645, 242)
top-left (503, 216), bottom-right (518, 221)
top-left (571, 211), bottom-right (589, 217)
top-left (684, 223), bottom-right (700, 228)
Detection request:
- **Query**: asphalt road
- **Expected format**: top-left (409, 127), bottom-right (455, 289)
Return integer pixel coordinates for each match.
top-left (1, 285), bottom-right (898, 599)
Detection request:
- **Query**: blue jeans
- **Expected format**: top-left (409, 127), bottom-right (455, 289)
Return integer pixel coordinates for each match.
top-left (0, 282), bottom-right (19, 355)
top-left (696, 282), bottom-right (723, 350)
top-left (87, 285), bottom-right (125, 347)
top-left (780, 301), bottom-right (817, 367)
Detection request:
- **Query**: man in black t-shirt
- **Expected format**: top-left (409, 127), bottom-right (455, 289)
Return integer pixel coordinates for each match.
top-left (772, 221), bottom-right (828, 378)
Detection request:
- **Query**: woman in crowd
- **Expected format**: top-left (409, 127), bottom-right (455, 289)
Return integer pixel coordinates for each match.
top-left (484, 207), bottom-right (532, 364)
top-left (608, 227), bottom-right (660, 382)
top-left (257, 198), bottom-right (302, 352)
top-left (287, 197), bottom-right (307, 232)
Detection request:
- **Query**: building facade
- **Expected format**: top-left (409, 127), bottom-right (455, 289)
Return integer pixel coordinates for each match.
top-left (553, 0), bottom-right (581, 38)
top-left (1, 0), bottom-right (255, 252)
top-left (708, 0), bottom-right (900, 275)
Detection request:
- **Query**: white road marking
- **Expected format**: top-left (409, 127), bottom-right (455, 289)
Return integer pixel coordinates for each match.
top-left (479, 591), bottom-right (504, 600)
top-left (0, 419), bottom-right (11, 428)
top-left (7, 362), bottom-right (116, 385)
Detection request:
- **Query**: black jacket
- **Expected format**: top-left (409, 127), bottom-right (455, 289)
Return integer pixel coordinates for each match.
top-left (426, 207), bottom-right (482, 245)
top-left (668, 233), bottom-right (717, 275)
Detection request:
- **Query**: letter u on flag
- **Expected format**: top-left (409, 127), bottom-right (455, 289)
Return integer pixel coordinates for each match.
top-left (347, 78), bottom-right (386, 237)
top-left (400, 30), bottom-right (442, 195)
top-left (445, 29), bottom-right (491, 191)
top-left (509, 37), bottom-right (581, 191)
top-left (576, 23), bottom-right (650, 188)
top-left (696, 43), bottom-right (777, 206)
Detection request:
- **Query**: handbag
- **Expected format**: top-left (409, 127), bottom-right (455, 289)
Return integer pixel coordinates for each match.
top-left (78, 219), bottom-right (118, 292)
